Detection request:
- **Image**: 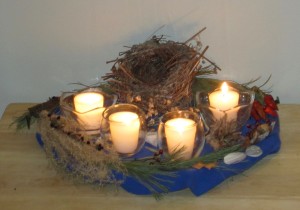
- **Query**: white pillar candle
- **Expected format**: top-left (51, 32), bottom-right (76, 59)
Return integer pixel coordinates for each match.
top-left (209, 82), bottom-right (239, 121)
top-left (74, 92), bottom-right (104, 131)
top-left (109, 111), bottom-right (140, 154)
top-left (165, 118), bottom-right (197, 160)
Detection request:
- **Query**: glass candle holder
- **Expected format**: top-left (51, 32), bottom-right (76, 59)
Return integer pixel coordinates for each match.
top-left (60, 88), bottom-right (117, 135)
top-left (158, 110), bottom-right (206, 160)
top-left (101, 104), bottom-right (147, 157)
top-left (196, 82), bottom-right (255, 130)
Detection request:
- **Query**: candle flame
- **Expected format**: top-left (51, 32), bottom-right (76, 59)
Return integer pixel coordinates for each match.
top-left (221, 82), bottom-right (229, 95)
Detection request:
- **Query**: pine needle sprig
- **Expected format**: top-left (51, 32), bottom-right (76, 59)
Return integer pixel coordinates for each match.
top-left (120, 144), bottom-right (241, 198)
top-left (10, 111), bottom-right (37, 130)
top-left (10, 97), bottom-right (60, 130)
top-left (121, 157), bottom-right (177, 200)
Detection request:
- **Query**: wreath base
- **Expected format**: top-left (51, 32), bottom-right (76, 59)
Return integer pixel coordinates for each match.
top-left (35, 114), bottom-right (281, 196)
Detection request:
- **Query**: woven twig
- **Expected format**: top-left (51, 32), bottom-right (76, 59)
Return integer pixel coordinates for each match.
top-left (103, 30), bottom-right (219, 115)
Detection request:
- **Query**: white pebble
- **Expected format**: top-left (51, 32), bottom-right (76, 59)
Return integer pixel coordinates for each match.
top-left (224, 152), bottom-right (246, 165)
top-left (246, 145), bottom-right (263, 157)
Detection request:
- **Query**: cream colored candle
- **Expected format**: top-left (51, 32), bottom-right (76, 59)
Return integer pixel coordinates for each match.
top-left (165, 118), bottom-right (197, 160)
top-left (109, 111), bottom-right (140, 154)
top-left (209, 82), bottom-right (239, 121)
top-left (74, 92), bottom-right (104, 131)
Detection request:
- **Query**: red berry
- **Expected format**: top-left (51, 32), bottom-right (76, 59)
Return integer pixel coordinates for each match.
top-left (159, 149), bottom-right (163, 155)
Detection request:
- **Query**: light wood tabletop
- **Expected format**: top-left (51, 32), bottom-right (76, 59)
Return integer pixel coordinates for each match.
top-left (0, 103), bottom-right (300, 210)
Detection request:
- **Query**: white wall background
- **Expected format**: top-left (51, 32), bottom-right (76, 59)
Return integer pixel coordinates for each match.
top-left (1, 0), bottom-right (300, 117)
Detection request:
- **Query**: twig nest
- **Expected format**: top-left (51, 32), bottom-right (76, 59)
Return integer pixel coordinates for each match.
top-left (103, 34), bottom-right (218, 115)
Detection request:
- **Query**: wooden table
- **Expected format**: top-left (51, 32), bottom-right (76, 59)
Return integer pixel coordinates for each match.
top-left (1, 103), bottom-right (299, 210)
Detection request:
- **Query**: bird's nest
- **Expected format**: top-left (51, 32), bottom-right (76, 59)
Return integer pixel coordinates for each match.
top-left (102, 28), bottom-right (220, 116)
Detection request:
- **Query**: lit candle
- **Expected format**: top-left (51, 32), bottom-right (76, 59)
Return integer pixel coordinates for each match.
top-left (209, 82), bottom-right (239, 121)
top-left (74, 92), bottom-right (104, 131)
top-left (165, 118), bottom-right (197, 160)
top-left (109, 111), bottom-right (140, 154)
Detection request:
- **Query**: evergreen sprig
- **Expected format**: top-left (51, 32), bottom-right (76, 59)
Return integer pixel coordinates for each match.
top-left (120, 144), bottom-right (241, 199)
top-left (10, 111), bottom-right (37, 130)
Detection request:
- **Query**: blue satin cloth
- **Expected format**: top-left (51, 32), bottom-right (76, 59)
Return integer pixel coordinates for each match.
top-left (36, 116), bottom-right (280, 196)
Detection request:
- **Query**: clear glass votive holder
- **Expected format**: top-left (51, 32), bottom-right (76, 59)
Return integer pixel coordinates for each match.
top-left (100, 104), bottom-right (147, 157)
top-left (157, 110), bottom-right (206, 160)
top-left (60, 88), bottom-right (117, 135)
top-left (196, 86), bottom-right (255, 130)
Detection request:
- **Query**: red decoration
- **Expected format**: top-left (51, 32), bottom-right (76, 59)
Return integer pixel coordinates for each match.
top-left (251, 94), bottom-right (279, 121)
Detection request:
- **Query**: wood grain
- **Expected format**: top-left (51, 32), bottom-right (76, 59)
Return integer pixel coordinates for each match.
top-left (0, 103), bottom-right (299, 210)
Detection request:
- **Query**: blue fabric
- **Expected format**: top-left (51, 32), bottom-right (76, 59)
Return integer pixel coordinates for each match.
top-left (36, 116), bottom-right (281, 196)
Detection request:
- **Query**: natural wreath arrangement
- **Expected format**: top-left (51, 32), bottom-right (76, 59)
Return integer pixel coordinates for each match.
top-left (13, 28), bottom-right (280, 199)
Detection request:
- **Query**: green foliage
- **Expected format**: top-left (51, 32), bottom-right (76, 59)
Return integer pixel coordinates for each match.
top-left (10, 112), bottom-right (36, 130)
top-left (120, 144), bottom-right (241, 199)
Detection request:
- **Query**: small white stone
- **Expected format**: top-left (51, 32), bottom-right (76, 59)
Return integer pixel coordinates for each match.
top-left (224, 152), bottom-right (246, 165)
top-left (246, 145), bottom-right (263, 157)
